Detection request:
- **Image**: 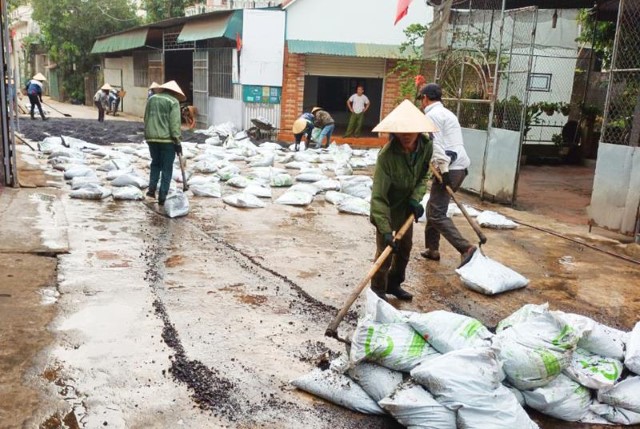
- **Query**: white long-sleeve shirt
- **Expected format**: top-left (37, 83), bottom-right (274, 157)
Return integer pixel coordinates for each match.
top-left (424, 101), bottom-right (471, 172)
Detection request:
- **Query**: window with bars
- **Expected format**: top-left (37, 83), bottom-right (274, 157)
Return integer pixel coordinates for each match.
top-left (208, 48), bottom-right (233, 98)
top-left (133, 52), bottom-right (148, 87)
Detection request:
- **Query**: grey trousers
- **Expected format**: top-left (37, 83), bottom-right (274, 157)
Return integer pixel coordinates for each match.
top-left (371, 224), bottom-right (413, 294)
top-left (425, 169), bottom-right (472, 254)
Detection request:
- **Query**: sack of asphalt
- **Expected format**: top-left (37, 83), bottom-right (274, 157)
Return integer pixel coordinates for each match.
top-left (455, 250), bottom-right (529, 295)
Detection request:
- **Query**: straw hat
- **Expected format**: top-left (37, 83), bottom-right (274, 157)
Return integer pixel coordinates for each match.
top-left (292, 118), bottom-right (308, 134)
top-left (32, 72), bottom-right (46, 81)
top-left (101, 83), bottom-right (113, 91)
top-left (160, 80), bottom-right (186, 102)
top-left (372, 100), bottom-right (439, 133)
top-left (311, 107), bottom-right (322, 114)
top-left (149, 81), bottom-right (160, 90)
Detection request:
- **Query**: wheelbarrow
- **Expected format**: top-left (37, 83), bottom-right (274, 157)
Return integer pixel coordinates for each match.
top-left (247, 118), bottom-right (280, 142)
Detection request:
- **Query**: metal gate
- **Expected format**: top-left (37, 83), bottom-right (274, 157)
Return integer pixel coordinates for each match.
top-left (193, 50), bottom-right (209, 128)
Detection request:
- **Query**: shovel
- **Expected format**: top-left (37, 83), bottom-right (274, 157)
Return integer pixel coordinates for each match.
top-left (429, 164), bottom-right (487, 246)
top-left (178, 153), bottom-right (189, 192)
top-left (41, 101), bottom-right (72, 117)
top-left (325, 215), bottom-right (415, 340)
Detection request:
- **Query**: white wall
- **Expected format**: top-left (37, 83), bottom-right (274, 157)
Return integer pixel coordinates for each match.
top-left (285, 0), bottom-right (432, 44)
top-left (241, 9), bottom-right (286, 86)
top-left (105, 56), bottom-right (149, 118)
top-left (588, 143), bottom-right (640, 235)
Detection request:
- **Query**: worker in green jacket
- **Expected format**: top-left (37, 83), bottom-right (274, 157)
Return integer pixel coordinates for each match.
top-left (369, 100), bottom-right (437, 301)
top-left (144, 80), bottom-right (186, 205)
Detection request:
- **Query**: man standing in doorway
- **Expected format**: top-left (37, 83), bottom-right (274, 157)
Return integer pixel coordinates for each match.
top-left (418, 83), bottom-right (477, 267)
top-left (344, 85), bottom-right (370, 138)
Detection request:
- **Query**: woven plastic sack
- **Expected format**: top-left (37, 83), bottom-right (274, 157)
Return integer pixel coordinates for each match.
top-left (564, 348), bottom-right (623, 389)
top-left (164, 191), bottom-right (189, 218)
top-left (346, 362), bottom-right (403, 402)
top-left (476, 210), bottom-right (518, 229)
top-left (592, 376), bottom-right (640, 424)
top-left (455, 250), bottom-right (529, 295)
top-left (112, 185), bottom-right (144, 201)
top-left (190, 182), bottom-right (222, 198)
top-left (270, 173), bottom-right (293, 187)
top-left (69, 183), bottom-right (111, 200)
top-left (276, 191), bottom-right (313, 207)
top-left (296, 173), bottom-right (328, 183)
top-left (554, 311), bottom-right (627, 360)
top-left (111, 173), bottom-right (148, 189)
top-left (378, 381), bottom-right (456, 429)
top-left (337, 197), bottom-right (370, 216)
top-left (289, 183), bottom-right (320, 196)
top-left (325, 191), bottom-right (353, 206)
top-left (522, 373), bottom-right (592, 421)
top-left (244, 184), bottom-right (271, 198)
top-left (222, 192), bottom-right (266, 209)
top-left (625, 321), bottom-right (640, 374)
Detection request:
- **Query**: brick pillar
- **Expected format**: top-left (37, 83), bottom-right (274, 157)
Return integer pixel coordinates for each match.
top-left (278, 47), bottom-right (305, 141)
top-left (381, 59), bottom-right (402, 120)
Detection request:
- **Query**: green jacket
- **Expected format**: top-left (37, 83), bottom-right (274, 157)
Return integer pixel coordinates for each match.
top-left (370, 134), bottom-right (433, 235)
top-left (144, 92), bottom-right (182, 144)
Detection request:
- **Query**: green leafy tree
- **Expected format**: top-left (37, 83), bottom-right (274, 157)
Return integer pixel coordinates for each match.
top-left (390, 23), bottom-right (429, 102)
top-left (576, 8), bottom-right (616, 70)
top-left (31, 0), bottom-right (140, 101)
top-left (143, 0), bottom-right (196, 23)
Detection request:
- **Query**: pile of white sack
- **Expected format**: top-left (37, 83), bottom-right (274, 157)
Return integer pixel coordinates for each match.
top-left (292, 291), bottom-right (640, 428)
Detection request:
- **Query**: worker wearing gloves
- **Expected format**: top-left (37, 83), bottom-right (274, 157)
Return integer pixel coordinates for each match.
top-left (144, 80), bottom-right (185, 206)
top-left (291, 112), bottom-right (314, 151)
top-left (369, 100), bottom-right (436, 301)
top-left (418, 83), bottom-right (477, 267)
top-left (311, 107), bottom-right (335, 149)
top-left (25, 73), bottom-right (47, 120)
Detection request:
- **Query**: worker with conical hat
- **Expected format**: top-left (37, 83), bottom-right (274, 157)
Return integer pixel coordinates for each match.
top-left (291, 111), bottom-right (314, 151)
top-left (369, 99), bottom-right (437, 301)
top-left (417, 83), bottom-right (476, 267)
top-left (93, 83), bottom-right (113, 122)
top-left (311, 106), bottom-right (335, 149)
top-left (148, 81), bottom-right (161, 99)
top-left (144, 80), bottom-right (184, 205)
top-left (25, 73), bottom-right (47, 120)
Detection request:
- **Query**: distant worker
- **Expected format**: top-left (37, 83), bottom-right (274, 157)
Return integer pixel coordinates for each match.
top-left (344, 85), bottom-right (370, 138)
top-left (144, 80), bottom-right (185, 206)
top-left (369, 100), bottom-right (436, 301)
top-left (94, 83), bottom-right (112, 122)
top-left (291, 112), bottom-right (314, 151)
top-left (148, 81), bottom-right (161, 99)
top-left (25, 73), bottom-right (47, 120)
top-left (418, 83), bottom-right (477, 267)
top-left (108, 88), bottom-right (123, 116)
top-left (311, 107), bottom-right (335, 149)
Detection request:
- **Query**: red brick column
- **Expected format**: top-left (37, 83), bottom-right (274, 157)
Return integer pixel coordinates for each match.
top-left (381, 59), bottom-right (402, 120)
top-left (278, 47), bottom-right (305, 141)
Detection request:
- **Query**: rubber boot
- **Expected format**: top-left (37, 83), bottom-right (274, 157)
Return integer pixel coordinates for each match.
top-left (387, 285), bottom-right (413, 301)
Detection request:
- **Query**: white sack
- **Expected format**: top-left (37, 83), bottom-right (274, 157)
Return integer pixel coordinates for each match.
top-left (597, 376), bottom-right (640, 414)
top-left (216, 165), bottom-right (241, 181)
top-left (191, 182), bottom-right (222, 198)
top-left (476, 210), bottom-right (518, 229)
top-left (313, 179), bottom-right (340, 192)
top-left (522, 373), bottom-right (592, 421)
top-left (325, 191), bottom-right (353, 206)
top-left (494, 310), bottom-right (580, 390)
top-left (455, 250), bottom-right (529, 295)
top-left (564, 348), bottom-right (623, 389)
top-left (106, 168), bottom-right (134, 181)
top-left (193, 160), bottom-right (219, 174)
top-left (334, 163), bottom-right (353, 176)
top-left (276, 191), bottom-right (314, 207)
top-left (346, 362), bottom-right (403, 403)
top-left (69, 184), bottom-right (111, 200)
top-left (249, 152), bottom-right (275, 167)
top-left (337, 197), bottom-right (370, 216)
top-left (378, 382), bottom-right (456, 429)
top-left (590, 401), bottom-right (640, 425)
top-left (285, 161), bottom-right (312, 170)
top-left (446, 203), bottom-right (481, 218)
top-left (289, 183), bottom-right (320, 196)
top-left (259, 142), bottom-right (282, 151)
top-left (553, 312), bottom-right (627, 360)
top-left (290, 368), bottom-right (384, 415)
top-left (407, 310), bottom-right (493, 354)
top-left (112, 185), bottom-right (144, 201)
top-left (270, 173), bottom-right (293, 187)
top-left (64, 165), bottom-right (96, 180)
top-left (223, 193), bottom-right (266, 209)
top-left (111, 173), bottom-right (148, 189)
top-left (497, 303), bottom-right (549, 332)
top-left (227, 176), bottom-right (252, 188)
top-left (97, 159), bottom-right (130, 172)
top-left (70, 176), bottom-right (99, 190)
top-left (244, 184), bottom-right (272, 198)
top-left (410, 348), bottom-right (538, 429)
top-left (296, 173), bottom-right (328, 183)
top-left (625, 322), bottom-right (640, 374)
top-left (164, 191), bottom-right (189, 218)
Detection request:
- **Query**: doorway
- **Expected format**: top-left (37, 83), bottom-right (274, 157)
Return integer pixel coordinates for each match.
top-left (164, 50), bottom-right (193, 103)
top-left (303, 76), bottom-right (382, 137)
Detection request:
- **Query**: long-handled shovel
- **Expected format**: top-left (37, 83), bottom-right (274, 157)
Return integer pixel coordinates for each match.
top-left (429, 164), bottom-right (487, 246)
top-left (325, 215), bottom-right (415, 339)
top-left (178, 153), bottom-right (189, 192)
top-left (41, 101), bottom-right (72, 117)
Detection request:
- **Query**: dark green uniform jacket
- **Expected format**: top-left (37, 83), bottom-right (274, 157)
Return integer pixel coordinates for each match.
top-left (370, 134), bottom-right (433, 235)
top-left (144, 92), bottom-right (182, 144)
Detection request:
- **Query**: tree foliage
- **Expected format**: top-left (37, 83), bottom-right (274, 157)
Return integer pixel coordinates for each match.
top-left (576, 8), bottom-right (616, 70)
top-left (390, 23), bottom-right (429, 102)
top-left (142, 0), bottom-right (196, 23)
top-left (31, 0), bottom-right (140, 101)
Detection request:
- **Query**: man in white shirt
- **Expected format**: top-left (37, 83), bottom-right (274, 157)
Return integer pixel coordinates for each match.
top-left (418, 83), bottom-right (477, 267)
top-left (344, 85), bottom-right (370, 138)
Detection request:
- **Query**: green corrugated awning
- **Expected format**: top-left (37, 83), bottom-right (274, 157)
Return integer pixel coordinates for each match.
top-left (91, 28), bottom-right (149, 54)
top-left (287, 40), bottom-right (405, 59)
top-left (177, 10), bottom-right (242, 43)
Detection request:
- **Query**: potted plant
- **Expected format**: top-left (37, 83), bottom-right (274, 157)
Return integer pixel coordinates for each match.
top-left (558, 102), bottom-right (571, 116)
top-left (551, 133), bottom-right (569, 156)
top-left (539, 101), bottom-right (558, 116)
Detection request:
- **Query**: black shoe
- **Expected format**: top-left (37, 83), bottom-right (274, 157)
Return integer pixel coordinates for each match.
top-left (458, 246), bottom-right (478, 268)
top-left (158, 199), bottom-right (165, 206)
top-left (388, 286), bottom-right (413, 301)
top-left (421, 249), bottom-right (441, 261)
top-left (146, 190), bottom-right (156, 199)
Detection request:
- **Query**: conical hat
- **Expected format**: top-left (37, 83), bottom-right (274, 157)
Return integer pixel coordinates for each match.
top-left (32, 72), bottom-right (46, 81)
top-left (311, 107), bottom-right (322, 114)
top-left (101, 83), bottom-right (113, 91)
top-left (292, 118), bottom-right (308, 134)
top-left (372, 100), bottom-right (439, 133)
top-left (149, 81), bottom-right (160, 89)
top-left (160, 80), bottom-right (186, 102)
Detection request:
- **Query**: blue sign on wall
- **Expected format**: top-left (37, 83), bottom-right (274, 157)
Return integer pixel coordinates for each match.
top-left (242, 85), bottom-right (281, 104)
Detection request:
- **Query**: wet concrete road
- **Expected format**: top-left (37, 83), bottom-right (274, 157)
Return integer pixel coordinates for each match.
top-left (5, 142), bottom-right (640, 428)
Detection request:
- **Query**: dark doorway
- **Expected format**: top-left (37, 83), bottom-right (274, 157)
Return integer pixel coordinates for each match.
top-left (303, 76), bottom-right (383, 137)
top-left (164, 50), bottom-right (193, 103)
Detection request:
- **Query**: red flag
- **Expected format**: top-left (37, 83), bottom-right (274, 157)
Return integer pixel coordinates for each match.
top-left (236, 32), bottom-right (242, 52)
top-left (395, 0), bottom-right (413, 25)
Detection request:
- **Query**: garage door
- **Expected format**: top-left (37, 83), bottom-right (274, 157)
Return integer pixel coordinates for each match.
top-left (305, 55), bottom-right (386, 78)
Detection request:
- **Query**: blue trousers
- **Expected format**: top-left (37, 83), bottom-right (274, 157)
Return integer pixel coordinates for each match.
top-left (317, 124), bottom-right (335, 148)
top-left (148, 142), bottom-right (176, 202)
